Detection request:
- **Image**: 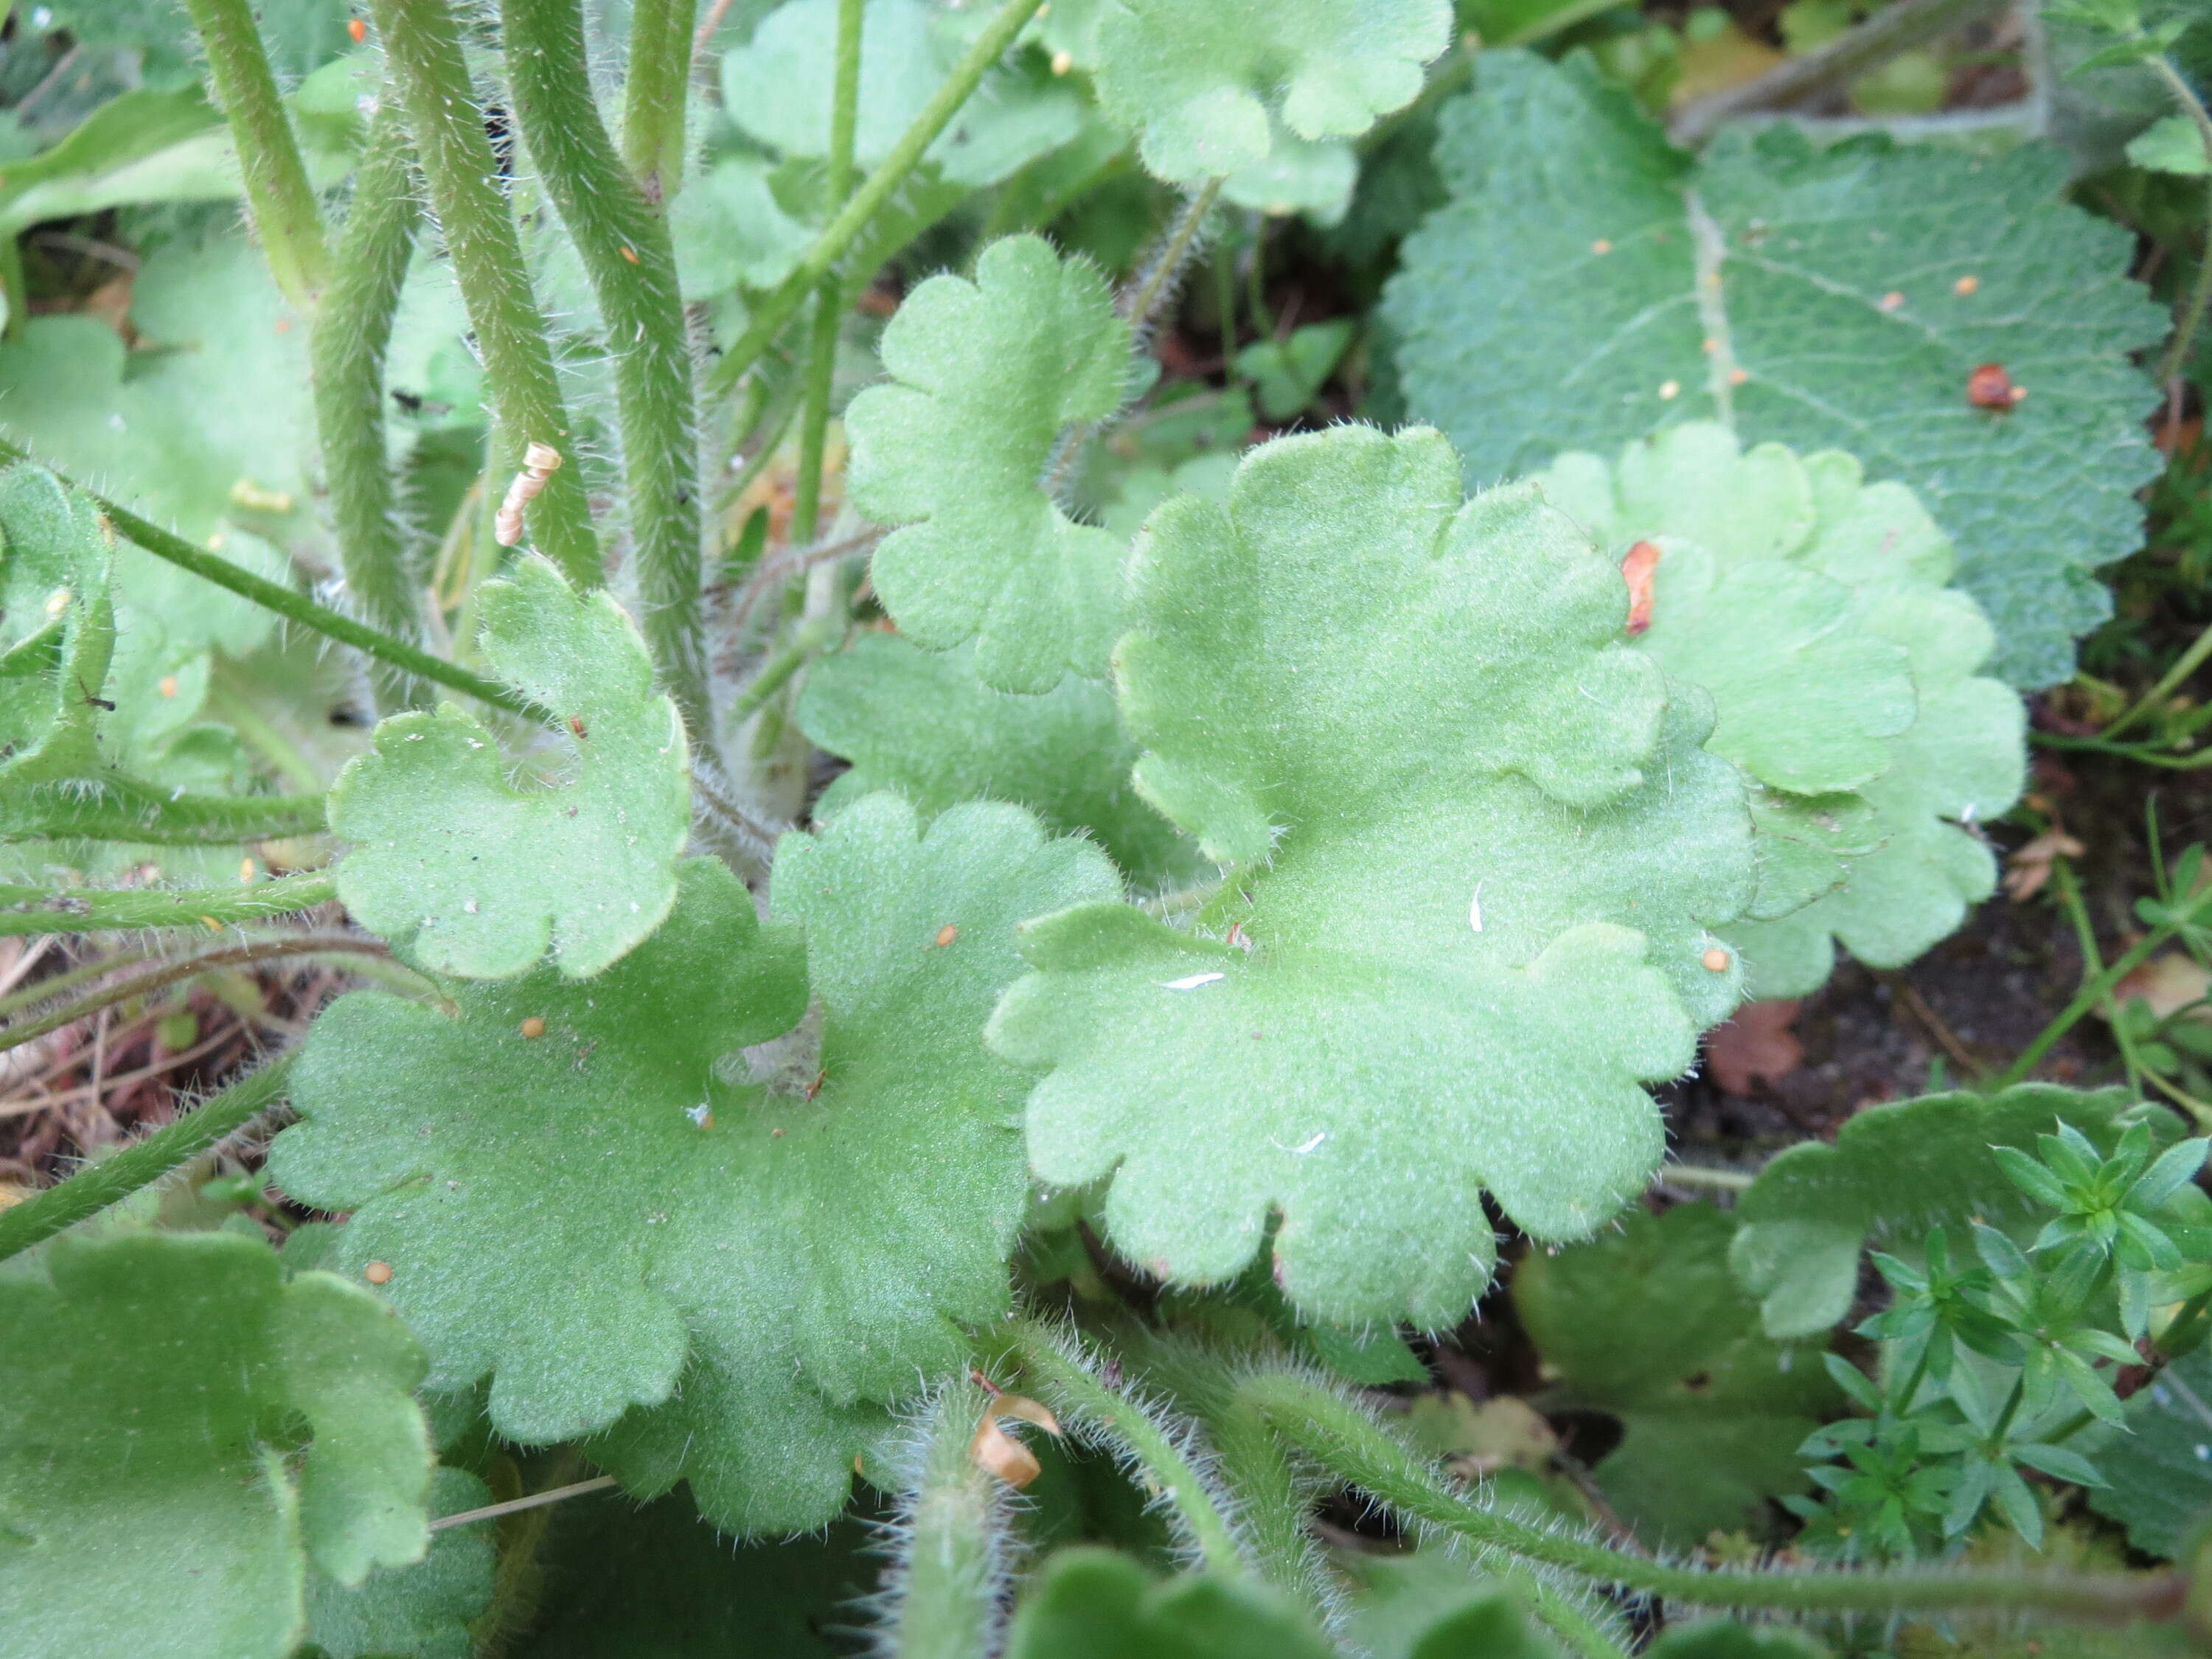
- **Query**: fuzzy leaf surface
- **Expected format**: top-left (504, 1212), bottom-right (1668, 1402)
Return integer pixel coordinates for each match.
top-left (846, 234), bottom-right (1131, 692)
top-left (0, 1231), bottom-right (432, 1659)
top-left (1382, 49), bottom-right (2167, 687)
top-left (0, 463), bottom-right (116, 785)
top-left (275, 804), bottom-right (1116, 1534)
top-left (798, 632), bottom-right (1197, 888)
top-left (330, 555), bottom-right (690, 981)
top-left (990, 425), bottom-right (1754, 1327)
top-left (1730, 1084), bottom-right (2151, 1338)
top-left (1535, 422), bottom-right (2024, 995)
top-left (302, 1468), bottom-right (493, 1659)
top-left (1004, 1548), bottom-right (1337, 1659)
top-left (1092, 0), bottom-right (1450, 215)
top-left (1512, 1203), bottom-right (1837, 1544)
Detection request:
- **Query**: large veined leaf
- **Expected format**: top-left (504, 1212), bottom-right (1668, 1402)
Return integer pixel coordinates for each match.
top-left (330, 555), bottom-right (691, 981)
top-left (989, 425), bottom-right (1755, 1328)
top-left (1729, 1085), bottom-right (2153, 1339)
top-left (724, 0), bottom-right (1082, 189)
top-left (302, 1469), bottom-right (494, 1659)
top-left (1534, 422), bottom-right (2024, 997)
top-left (845, 234), bottom-right (1132, 692)
top-left (1512, 1203), bottom-right (1838, 1545)
top-left (799, 633), bottom-right (1197, 888)
top-left (1091, 0), bottom-right (1451, 220)
top-left (0, 1231), bottom-right (434, 1659)
top-left (2087, 1348), bottom-right (2212, 1559)
top-left (274, 802), bottom-right (1118, 1534)
top-left (1382, 49), bottom-right (2167, 688)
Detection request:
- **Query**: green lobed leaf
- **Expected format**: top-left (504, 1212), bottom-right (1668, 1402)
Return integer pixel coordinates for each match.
top-left (1534, 422), bottom-right (2025, 996)
top-left (799, 632), bottom-right (1199, 889)
top-left (1091, 0), bottom-right (1450, 222)
top-left (1382, 49), bottom-right (2168, 688)
top-left (1512, 1203), bottom-right (1839, 1544)
top-left (329, 554), bottom-right (692, 981)
top-left (2086, 1346), bottom-right (2212, 1559)
top-left (301, 1467), bottom-right (494, 1659)
top-left (274, 800), bottom-right (1119, 1534)
top-left (989, 424), bottom-right (1756, 1328)
top-left (846, 234), bottom-right (1133, 693)
top-left (1002, 1547), bottom-right (1338, 1659)
top-left (0, 1231), bottom-right (433, 1659)
top-left (0, 463), bottom-right (117, 787)
top-left (1729, 1084), bottom-right (2155, 1340)
top-left (2126, 113), bottom-right (2211, 175)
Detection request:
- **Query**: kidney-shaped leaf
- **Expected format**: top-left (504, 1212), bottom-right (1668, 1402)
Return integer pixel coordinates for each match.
top-left (0, 1231), bottom-right (433, 1659)
top-left (990, 425), bottom-right (1754, 1329)
top-left (846, 234), bottom-right (1132, 693)
top-left (330, 554), bottom-right (691, 980)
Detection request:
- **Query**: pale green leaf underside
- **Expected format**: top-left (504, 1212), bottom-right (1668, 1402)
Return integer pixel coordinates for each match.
top-left (1382, 49), bottom-right (2167, 688)
top-left (303, 1468), bottom-right (493, 1659)
top-left (1729, 1084), bottom-right (2150, 1339)
top-left (990, 425), bottom-right (1754, 1328)
top-left (1512, 1204), bottom-right (1837, 1543)
top-left (330, 555), bottom-right (691, 981)
top-left (847, 234), bottom-right (1132, 692)
top-left (1534, 422), bottom-right (2025, 997)
top-left (798, 631), bottom-right (1199, 889)
top-left (276, 803), bottom-right (1115, 1534)
top-left (1093, 0), bottom-right (1451, 195)
top-left (0, 1231), bottom-right (432, 1659)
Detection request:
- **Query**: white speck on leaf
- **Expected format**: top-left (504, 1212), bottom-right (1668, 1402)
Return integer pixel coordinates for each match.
top-left (1161, 972), bottom-right (1225, 990)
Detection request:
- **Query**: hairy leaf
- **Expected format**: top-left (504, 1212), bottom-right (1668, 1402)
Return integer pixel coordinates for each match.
top-left (1512, 1203), bottom-right (1837, 1544)
top-left (275, 802), bottom-right (1117, 1533)
top-left (1004, 1547), bottom-right (1336, 1659)
top-left (2086, 1348), bottom-right (2212, 1559)
top-left (1730, 1085), bottom-right (2152, 1339)
top-left (846, 234), bottom-right (1132, 692)
top-left (1092, 0), bottom-right (1450, 222)
top-left (1382, 49), bottom-right (2167, 687)
top-left (1534, 422), bottom-right (2025, 995)
top-left (0, 464), bottom-right (116, 785)
top-left (0, 1231), bottom-right (433, 1659)
top-left (799, 633), bottom-right (1197, 888)
top-left (990, 425), bottom-right (1754, 1327)
top-left (330, 555), bottom-right (691, 981)
top-left (302, 1469), bottom-right (493, 1659)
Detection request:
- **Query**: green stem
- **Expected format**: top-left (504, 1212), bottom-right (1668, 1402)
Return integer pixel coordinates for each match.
top-left (883, 1380), bottom-right (1009, 1659)
top-left (1245, 1372), bottom-right (2183, 1622)
top-left (622, 0), bottom-right (698, 201)
top-left (2099, 612), bottom-right (2212, 743)
top-left (0, 436), bottom-right (545, 722)
top-left (310, 103), bottom-right (427, 714)
top-left (703, 0), bottom-right (1043, 399)
top-left (2149, 55), bottom-right (2212, 391)
top-left (499, 0), bottom-right (713, 752)
top-left (0, 778), bottom-right (327, 846)
top-left (178, 0), bottom-right (330, 311)
top-left (0, 950), bottom-right (144, 1023)
top-left (370, 0), bottom-right (599, 587)
top-left (1655, 1162), bottom-right (1754, 1192)
top-left (2052, 858), bottom-right (2146, 1098)
top-left (1009, 1321), bottom-right (1249, 1579)
top-left (723, 616), bottom-right (839, 726)
top-left (1995, 883), bottom-right (2212, 1089)
top-left (789, 0), bottom-right (865, 549)
top-left (0, 929), bottom-right (375, 1055)
top-left (0, 870), bottom-right (335, 937)
top-left (0, 1055), bottom-right (294, 1263)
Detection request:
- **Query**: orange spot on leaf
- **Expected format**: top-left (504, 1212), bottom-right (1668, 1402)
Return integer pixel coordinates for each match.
top-left (1621, 540), bottom-right (1661, 636)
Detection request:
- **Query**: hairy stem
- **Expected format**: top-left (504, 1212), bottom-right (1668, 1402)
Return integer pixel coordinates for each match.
top-left (0, 779), bottom-right (328, 846)
top-left (789, 0), bottom-right (865, 549)
top-left (0, 871), bottom-right (337, 938)
top-left (622, 0), bottom-right (698, 201)
top-left (310, 103), bottom-right (426, 713)
top-left (885, 1380), bottom-right (1012, 1659)
top-left (1009, 1321), bottom-right (1249, 1579)
top-left (500, 0), bottom-right (713, 751)
top-left (0, 1055), bottom-right (295, 1264)
top-left (704, 0), bottom-right (1044, 398)
top-left (0, 928), bottom-right (375, 1054)
top-left (370, 0), bottom-right (599, 585)
top-left (1247, 1372), bottom-right (2184, 1622)
top-left (2150, 54), bottom-right (2212, 391)
top-left (178, 0), bottom-right (330, 311)
top-left (0, 436), bottom-right (546, 721)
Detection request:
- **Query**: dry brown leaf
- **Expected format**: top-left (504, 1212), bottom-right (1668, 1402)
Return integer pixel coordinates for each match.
top-left (2104, 951), bottom-right (2211, 1023)
top-left (2003, 828), bottom-right (2084, 901)
top-left (967, 1391), bottom-right (1060, 1489)
top-left (1705, 998), bottom-right (1804, 1094)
